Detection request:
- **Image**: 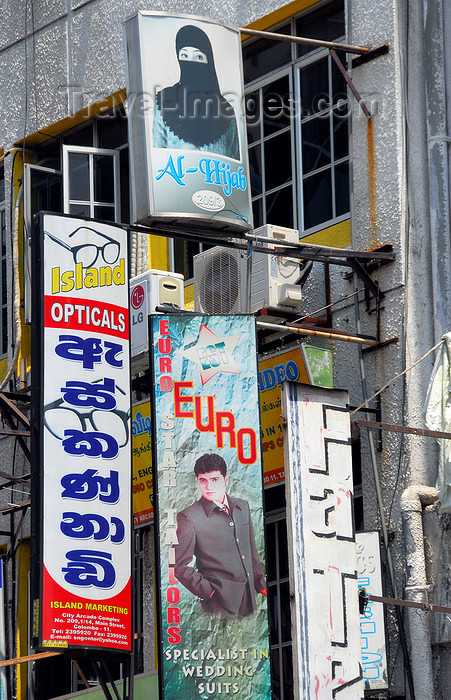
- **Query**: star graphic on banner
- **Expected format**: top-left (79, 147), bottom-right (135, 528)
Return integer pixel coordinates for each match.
top-left (183, 324), bottom-right (241, 385)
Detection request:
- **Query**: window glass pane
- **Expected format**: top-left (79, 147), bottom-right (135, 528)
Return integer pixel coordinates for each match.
top-left (63, 124), bottom-right (93, 146)
top-left (246, 91), bottom-right (261, 145)
top-left (268, 591), bottom-right (280, 648)
top-left (301, 116), bottom-right (331, 173)
top-left (282, 645), bottom-right (295, 700)
top-left (252, 198), bottom-right (263, 229)
top-left (120, 148), bottom-right (130, 224)
top-left (266, 185), bottom-right (294, 228)
top-left (333, 112), bottom-right (349, 161)
top-left (300, 57), bottom-right (329, 118)
top-left (34, 138), bottom-right (61, 169)
top-left (296, 0), bottom-right (345, 58)
top-left (270, 648), bottom-right (281, 698)
top-left (31, 170), bottom-right (63, 217)
top-left (332, 55), bottom-right (348, 104)
top-left (335, 160), bottom-right (350, 216)
top-left (278, 519), bottom-right (289, 580)
top-left (94, 205), bottom-right (115, 222)
top-left (69, 203), bottom-right (90, 217)
top-left (280, 580), bottom-right (292, 642)
top-left (264, 484), bottom-right (286, 512)
top-left (243, 24), bottom-right (292, 83)
top-left (98, 112), bottom-right (128, 148)
top-left (263, 76), bottom-right (291, 136)
top-left (68, 153), bottom-right (90, 201)
top-left (0, 168), bottom-right (4, 202)
top-left (94, 154), bottom-right (114, 203)
top-left (173, 239), bottom-right (200, 279)
top-left (266, 521), bottom-right (277, 583)
top-left (264, 131), bottom-right (292, 191)
top-left (249, 145), bottom-right (262, 197)
top-left (303, 168), bottom-right (332, 229)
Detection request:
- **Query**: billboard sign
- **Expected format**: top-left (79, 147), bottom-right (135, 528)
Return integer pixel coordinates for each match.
top-left (132, 400), bottom-right (154, 527)
top-left (124, 12), bottom-right (252, 234)
top-left (31, 214), bottom-right (132, 651)
top-left (151, 314), bottom-right (271, 699)
top-left (356, 532), bottom-right (388, 689)
top-left (282, 383), bottom-right (364, 699)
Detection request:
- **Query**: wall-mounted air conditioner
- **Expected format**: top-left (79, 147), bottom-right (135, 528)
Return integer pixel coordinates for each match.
top-left (130, 269), bottom-right (184, 372)
top-left (194, 225), bottom-right (302, 315)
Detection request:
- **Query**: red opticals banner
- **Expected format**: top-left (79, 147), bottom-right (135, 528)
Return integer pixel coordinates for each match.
top-left (31, 215), bottom-right (132, 652)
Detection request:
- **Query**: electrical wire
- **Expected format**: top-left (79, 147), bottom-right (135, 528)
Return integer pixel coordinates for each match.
top-left (293, 287), bottom-right (365, 323)
top-left (350, 338), bottom-right (444, 416)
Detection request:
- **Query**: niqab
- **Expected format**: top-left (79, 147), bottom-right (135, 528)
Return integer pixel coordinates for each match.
top-left (156, 25), bottom-right (237, 148)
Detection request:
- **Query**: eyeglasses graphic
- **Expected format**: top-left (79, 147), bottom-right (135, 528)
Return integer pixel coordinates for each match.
top-left (44, 227), bottom-right (120, 269)
top-left (44, 384), bottom-right (130, 448)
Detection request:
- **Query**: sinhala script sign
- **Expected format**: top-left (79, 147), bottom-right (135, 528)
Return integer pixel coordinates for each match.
top-left (32, 214), bottom-right (132, 652)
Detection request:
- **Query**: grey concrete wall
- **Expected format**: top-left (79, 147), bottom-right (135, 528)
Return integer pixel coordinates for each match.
top-left (0, 0), bottom-right (286, 150)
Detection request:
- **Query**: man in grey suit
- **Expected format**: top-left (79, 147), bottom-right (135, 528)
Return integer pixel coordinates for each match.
top-left (174, 453), bottom-right (267, 617)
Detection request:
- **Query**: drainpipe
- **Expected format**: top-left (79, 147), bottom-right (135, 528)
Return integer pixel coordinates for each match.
top-left (400, 485), bottom-right (438, 699)
top-left (425, 0), bottom-right (451, 341)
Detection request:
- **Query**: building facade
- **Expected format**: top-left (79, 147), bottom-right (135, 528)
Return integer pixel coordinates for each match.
top-left (0, 0), bottom-right (450, 698)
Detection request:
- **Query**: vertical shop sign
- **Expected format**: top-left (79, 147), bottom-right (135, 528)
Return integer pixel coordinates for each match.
top-left (356, 532), bottom-right (388, 690)
top-left (151, 314), bottom-right (271, 700)
top-left (282, 382), bottom-right (364, 699)
top-left (132, 400), bottom-right (154, 527)
top-left (31, 214), bottom-right (132, 651)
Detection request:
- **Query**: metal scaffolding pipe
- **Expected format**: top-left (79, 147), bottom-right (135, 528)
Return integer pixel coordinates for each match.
top-left (240, 26), bottom-right (369, 55)
top-left (256, 319), bottom-right (378, 345)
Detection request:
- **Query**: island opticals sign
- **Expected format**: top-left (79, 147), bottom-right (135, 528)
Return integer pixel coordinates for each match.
top-left (31, 215), bottom-right (132, 652)
top-left (124, 12), bottom-right (252, 233)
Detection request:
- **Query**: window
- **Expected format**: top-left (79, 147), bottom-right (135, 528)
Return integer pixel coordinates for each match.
top-left (244, 0), bottom-right (349, 236)
top-left (265, 485), bottom-right (293, 700)
top-left (63, 145), bottom-right (120, 222)
top-left (25, 111), bottom-right (130, 320)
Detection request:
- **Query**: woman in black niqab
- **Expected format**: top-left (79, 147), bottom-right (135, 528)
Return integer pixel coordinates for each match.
top-left (153, 25), bottom-right (240, 159)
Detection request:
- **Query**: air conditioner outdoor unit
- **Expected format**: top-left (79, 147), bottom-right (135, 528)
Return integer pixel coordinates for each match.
top-left (194, 225), bottom-right (302, 315)
top-left (130, 269), bottom-right (184, 372)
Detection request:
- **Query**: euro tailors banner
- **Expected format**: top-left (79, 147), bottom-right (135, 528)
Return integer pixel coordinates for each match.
top-left (31, 214), bottom-right (132, 651)
top-left (151, 314), bottom-right (271, 699)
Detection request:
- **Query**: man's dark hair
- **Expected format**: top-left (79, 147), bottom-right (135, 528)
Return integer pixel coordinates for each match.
top-left (194, 453), bottom-right (227, 477)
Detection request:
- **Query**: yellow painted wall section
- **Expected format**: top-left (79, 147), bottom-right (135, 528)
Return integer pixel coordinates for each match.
top-left (148, 235), bottom-right (169, 271)
top-left (0, 150), bottom-right (33, 385)
top-left (14, 151), bottom-right (32, 377)
top-left (16, 539), bottom-right (31, 700)
top-left (184, 283), bottom-right (195, 311)
top-left (302, 219), bottom-right (351, 247)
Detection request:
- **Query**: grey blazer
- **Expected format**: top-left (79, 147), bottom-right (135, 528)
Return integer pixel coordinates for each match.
top-left (174, 495), bottom-right (266, 616)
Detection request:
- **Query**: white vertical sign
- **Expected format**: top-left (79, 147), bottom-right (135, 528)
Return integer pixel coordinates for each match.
top-left (282, 383), bottom-right (364, 699)
top-left (356, 531), bottom-right (388, 689)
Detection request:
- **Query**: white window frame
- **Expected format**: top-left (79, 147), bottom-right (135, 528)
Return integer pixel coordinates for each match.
top-left (62, 145), bottom-right (120, 222)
